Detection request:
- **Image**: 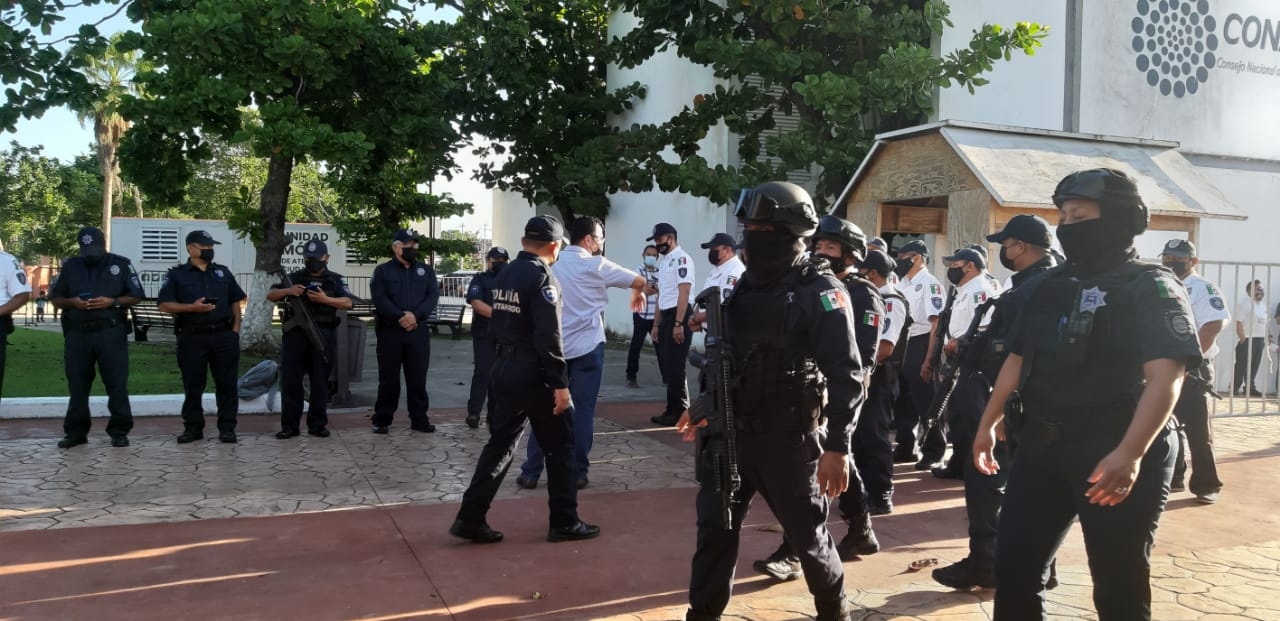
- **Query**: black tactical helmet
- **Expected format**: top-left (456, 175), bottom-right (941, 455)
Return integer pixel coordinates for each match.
top-left (734, 181), bottom-right (818, 237)
top-left (812, 215), bottom-right (868, 262)
top-left (1052, 168), bottom-right (1149, 235)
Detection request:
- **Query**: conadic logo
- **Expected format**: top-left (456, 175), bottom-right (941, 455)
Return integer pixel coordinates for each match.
top-left (1130, 0), bottom-right (1218, 98)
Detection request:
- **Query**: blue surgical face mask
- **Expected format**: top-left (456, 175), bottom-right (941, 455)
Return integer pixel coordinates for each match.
top-left (643, 256), bottom-right (658, 267)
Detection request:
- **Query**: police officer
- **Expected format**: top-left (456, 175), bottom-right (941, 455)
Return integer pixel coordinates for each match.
top-left (856, 250), bottom-right (909, 515)
top-left (1160, 239), bottom-right (1229, 504)
top-left (753, 215), bottom-right (883, 583)
top-left (931, 215), bottom-right (1056, 590)
top-left (677, 182), bottom-right (865, 621)
top-left (0, 240), bottom-right (32, 404)
top-left (649, 222), bottom-right (695, 427)
top-left (157, 230), bottom-right (247, 444)
top-left (973, 169), bottom-right (1198, 620)
top-left (47, 228), bottom-right (144, 448)
top-left (451, 215), bottom-right (600, 544)
top-left (894, 240), bottom-right (946, 465)
top-left (370, 229), bottom-right (440, 434)
top-left (266, 239), bottom-right (354, 439)
top-left (464, 247), bottom-right (509, 429)
top-left (687, 233), bottom-right (745, 332)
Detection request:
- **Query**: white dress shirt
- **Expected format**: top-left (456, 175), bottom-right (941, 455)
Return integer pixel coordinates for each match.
top-left (948, 273), bottom-right (1001, 339)
top-left (552, 246), bottom-right (640, 359)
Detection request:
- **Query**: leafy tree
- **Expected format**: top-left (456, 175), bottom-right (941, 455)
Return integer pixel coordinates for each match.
top-left (614, 0), bottom-right (1048, 208)
top-left (118, 0), bottom-right (466, 355)
top-left (0, 143), bottom-right (76, 261)
top-left (0, 1), bottom-right (114, 132)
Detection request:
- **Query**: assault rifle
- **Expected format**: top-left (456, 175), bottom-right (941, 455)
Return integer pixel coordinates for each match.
top-left (923, 296), bottom-right (998, 438)
top-left (687, 285), bottom-right (740, 530)
top-left (278, 270), bottom-right (329, 367)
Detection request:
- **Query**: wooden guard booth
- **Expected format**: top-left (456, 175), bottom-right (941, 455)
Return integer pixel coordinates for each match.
top-left (834, 121), bottom-right (1245, 275)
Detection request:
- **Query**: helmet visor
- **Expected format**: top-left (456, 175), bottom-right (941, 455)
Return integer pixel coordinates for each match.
top-left (734, 188), bottom-right (778, 222)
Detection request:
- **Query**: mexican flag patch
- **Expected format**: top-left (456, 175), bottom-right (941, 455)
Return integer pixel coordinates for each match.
top-left (820, 289), bottom-right (846, 312)
top-left (861, 311), bottom-right (881, 327)
top-left (973, 292), bottom-right (988, 304)
top-left (1155, 278), bottom-right (1183, 300)
top-left (929, 284), bottom-right (942, 295)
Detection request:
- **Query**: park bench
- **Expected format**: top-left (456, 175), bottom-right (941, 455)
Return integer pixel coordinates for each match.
top-left (129, 300), bottom-right (175, 342)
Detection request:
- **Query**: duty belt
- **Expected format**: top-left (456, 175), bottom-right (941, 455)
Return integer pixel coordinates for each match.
top-left (1019, 414), bottom-right (1131, 445)
top-left (67, 317), bottom-right (122, 332)
top-left (179, 319), bottom-right (233, 334)
top-left (495, 344), bottom-right (538, 363)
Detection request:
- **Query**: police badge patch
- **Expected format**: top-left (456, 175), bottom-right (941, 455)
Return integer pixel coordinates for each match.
top-left (678, 267), bottom-right (688, 278)
top-left (417, 267), bottom-right (426, 276)
top-left (109, 264), bottom-right (121, 276)
top-left (931, 297), bottom-right (943, 310)
top-left (542, 286), bottom-right (559, 304)
top-left (16, 271), bottom-right (27, 285)
top-left (214, 269), bottom-right (224, 278)
top-left (1166, 311), bottom-right (1194, 340)
top-left (307, 241), bottom-right (317, 253)
top-left (1210, 297), bottom-right (1225, 311)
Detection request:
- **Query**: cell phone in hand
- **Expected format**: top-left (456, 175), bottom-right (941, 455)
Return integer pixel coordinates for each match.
top-left (78, 292), bottom-right (92, 301)
top-left (305, 284), bottom-right (322, 292)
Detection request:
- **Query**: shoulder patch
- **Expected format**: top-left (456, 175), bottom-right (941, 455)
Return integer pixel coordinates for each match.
top-left (542, 286), bottom-right (560, 304)
top-left (109, 264), bottom-right (121, 276)
top-left (214, 269), bottom-right (225, 278)
top-left (678, 257), bottom-right (688, 265)
top-left (1166, 310), bottom-right (1195, 340)
top-left (16, 271), bottom-right (27, 285)
top-left (931, 297), bottom-right (943, 310)
top-left (1210, 297), bottom-right (1225, 311)
top-left (1154, 277), bottom-right (1184, 301)
top-left (861, 311), bottom-right (881, 327)
top-left (819, 288), bottom-right (847, 312)
top-left (678, 267), bottom-right (688, 278)
top-left (973, 292), bottom-right (987, 305)
top-left (417, 267), bottom-right (426, 277)
top-left (929, 283), bottom-right (942, 295)
top-left (1205, 283), bottom-right (1219, 296)
top-left (915, 284), bottom-right (923, 292)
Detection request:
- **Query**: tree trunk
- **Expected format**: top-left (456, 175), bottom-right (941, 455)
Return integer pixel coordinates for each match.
top-left (100, 159), bottom-right (114, 247)
top-left (239, 152), bottom-right (294, 357)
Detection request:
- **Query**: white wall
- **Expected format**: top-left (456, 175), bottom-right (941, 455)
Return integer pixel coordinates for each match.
top-left (934, 0), bottom-right (1068, 130)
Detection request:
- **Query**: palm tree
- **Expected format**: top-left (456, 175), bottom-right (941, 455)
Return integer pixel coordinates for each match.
top-left (74, 34), bottom-right (146, 247)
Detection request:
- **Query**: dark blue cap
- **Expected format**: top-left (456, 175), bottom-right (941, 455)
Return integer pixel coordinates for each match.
top-left (302, 239), bottom-right (328, 259)
top-left (898, 240), bottom-right (929, 256)
top-left (77, 226), bottom-right (106, 256)
top-left (487, 246), bottom-right (510, 260)
top-left (186, 230), bottom-right (221, 246)
top-left (860, 249), bottom-right (894, 277)
top-left (524, 215), bottom-right (566, 243)
top-left (867, 236), bottom-right (887, 250)
top-left (392, 229), bottom-right (417, 244)
top-left (987, 214), bottom-right (1052, 248)
top-left (700, 232), bottom-right (738, 249)
top-left (943, 247), bottom-right (987, 270)
top-left (1161, 239), bottom-right (1196, 258)
top-left (646, 222), bottom-right (677, 241)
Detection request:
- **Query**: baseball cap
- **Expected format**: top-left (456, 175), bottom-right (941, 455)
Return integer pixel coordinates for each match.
top-left (302, 239), bottom-right (328, 259)
top-left (524, 215), bottom-right (566, 243)
top-left (1161, 239), bottom-right (1196, 258)
top-left (646, 222), bottom-right (678, 241)
top-left (860, 249), bottom-right (894, 277)
top-left (987, 214), bottom-right (1052, 248)
top-left (898, 240), bottom-right (929, 257)
top-left (867, 236), bottom-right (887, 250)
top-left (392, 229), bottom-right (417, 244)
top-left (186, 230), bottom-right (221, 246)
top-left (943, 247), bottom-right (987, 270)
top-left (700, 232), bottom-right (738, 249)
top-left (77, 226), bottom-right (106, 256)
top-left (487, 246), bottom-right (510, 260)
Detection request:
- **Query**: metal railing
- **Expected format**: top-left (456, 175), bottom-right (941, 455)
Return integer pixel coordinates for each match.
top-left (1196, 260), bottom-right (1279, 417)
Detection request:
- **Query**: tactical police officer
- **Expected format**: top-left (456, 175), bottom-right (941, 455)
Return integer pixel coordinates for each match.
top-left (973, 169), bottom-right (1199, 620)
top-left (856, 250), bottom-right (909, 515)
top-left (677, 182), bottom-right (865, 621)
top-left (47, 227), bottom-right (144, 448)
top-left (1160, 239), bottom-right (1229, 504)
top-left (0, 240), bottom-right (32, 404)
top-left (931, 215), bottom-right (1056, 590)
top-left (266, 239), bottom-right (354, 439)
top-left (464, 246), bottom-right (509, 429)
top-left (370, 229), bottom-right (440, 434)
top-left (451, 216), bottom-right (600, 544)
top-left (157, 230), bottom-right (248, 444)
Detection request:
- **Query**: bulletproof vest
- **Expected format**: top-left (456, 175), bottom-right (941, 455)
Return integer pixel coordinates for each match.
top-left (1018, 260), bottom-right (1157, 418)
top-left (728, 263), bottom-right (826, 427)
top-left (969, 260), bottom-right (1054, 379)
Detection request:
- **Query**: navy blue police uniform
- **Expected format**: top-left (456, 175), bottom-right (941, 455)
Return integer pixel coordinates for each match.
top-left (157, 230), bottom-right (247, 441)
top-left (464, 247), bottom-right (508, 428)
top-left (271, 240), bottom-right (354, 437)
top-left (839, 273), bottom-right (886, 528)
top-left (453, 216), bottom-right (597, 543)
top-left (51, 227), bottom-right (145, 446)
top-left (370, 231), bottom-right (440, 432)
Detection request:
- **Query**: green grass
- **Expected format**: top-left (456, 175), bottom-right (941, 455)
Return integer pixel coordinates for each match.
top-left (2, 328), bottom-right (266, 399)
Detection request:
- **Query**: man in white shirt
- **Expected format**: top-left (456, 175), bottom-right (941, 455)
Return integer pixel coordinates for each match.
top-left (893, 240), bottom-right (947, 465)
top-left (688, 232), bottom-right (745, 331)
top-left (1233, 280), bottom-right (1269, 396)
top-left (1161, 240), bottom-right (1230, 503)
top-left (626, 245), bottom-right (662, 388)
top-left (0, 246), bottom-right (33, 404)
top-left (518, 217), bottom-right (647, 490)
top-left (648, 222), bottom-right (696, 426)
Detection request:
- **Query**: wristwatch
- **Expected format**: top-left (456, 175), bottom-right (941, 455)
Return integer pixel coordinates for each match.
top-left (111, 298), bottom-right (120, 309)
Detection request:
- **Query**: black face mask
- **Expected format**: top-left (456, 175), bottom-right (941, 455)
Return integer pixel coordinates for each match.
top-left (893, 257), bottom-right (914, 278)
top-left (305, 258), bottom-right (326, 274)
top-left (743, 230), bottom-right (804, 284)
top-left (400, 248), bottom-right (418, 264)
top-left (490, 261), bottom-right (506, 275)
top-left (707, 249), bottom-right (723, 266)
top-left (946, 267), bottom-right (966, 286)
top-left (1056, 219), bottom-right (1133, 272)
top-left (656, 242), bottom-right (672, 255)
top-left (1163, 260), bottom-right (1188, 278)
top-left (814, 252), bottom-right (844, 272)
top-left (999, 246), bottom-right (1018, 272)
top-left (199, 248), bottom-right (215, 263)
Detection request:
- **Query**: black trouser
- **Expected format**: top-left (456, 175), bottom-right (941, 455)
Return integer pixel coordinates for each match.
top-left (1172, 367), bottom-right (1223, 495)
top-left (658, 307), bottom-right (692, 418)
top-left (468, 334), bottom-right (495, 419)
top-left (1233, 337), bottom-right (1266, 393)
top-left (854, 376), bottom-right (896, 503)
top-left (456, 357), bottom-right (579, 529)
top-left (62, 324), bottom-right (134, 440)
top-left (898, 333), bottom-right (946, 460)
top-left (177, 328), bottom-right (239, 433)
top-left (626, 313), bottom-right (659, 381)
top-left (689, 430), bottom-right (846, 619)
top-left (995, 421), bottom-right (1176, 621)
top-left (946, 371), bottom-right (1004, 570)
top-left (372, 324), bottom-right (431, 427)
top-left (280, 326), bottom-right (337, 433)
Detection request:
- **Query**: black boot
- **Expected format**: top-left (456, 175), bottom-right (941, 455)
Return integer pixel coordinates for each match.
top-left (814, 597), bottom-right (855, 621)
top-left (752, 541), bottom-right (802, 581)
top-left (836, 515), bottom-right (879, 561)
top-left (932, 557), bottom-right (996, 590)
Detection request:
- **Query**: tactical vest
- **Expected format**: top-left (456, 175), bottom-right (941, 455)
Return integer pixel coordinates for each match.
top-left (727, 263), bottom-right (826, 430)
top-left (1018, 261), bottom-right (1159, 419)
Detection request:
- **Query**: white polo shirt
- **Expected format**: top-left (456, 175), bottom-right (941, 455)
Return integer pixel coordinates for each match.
top-left (703, 255), bottom-right (745, 303)
top-left (1236, 294), bottom-right (1269, 339)
top-left (948, 273), bottom-right (1001, 339)
top-left (901, 268), bottom-right (945, 338)
top-left (879, 283), bottom-right (909, 348)
top-left (0, 251), bottom-right (32, 306)
top-left (1183, 273), bottom-right (1230, 357)
top-left (552, 246), bottom-right (640, 359)
top-left (657, 245), bottom-right (696, 311)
